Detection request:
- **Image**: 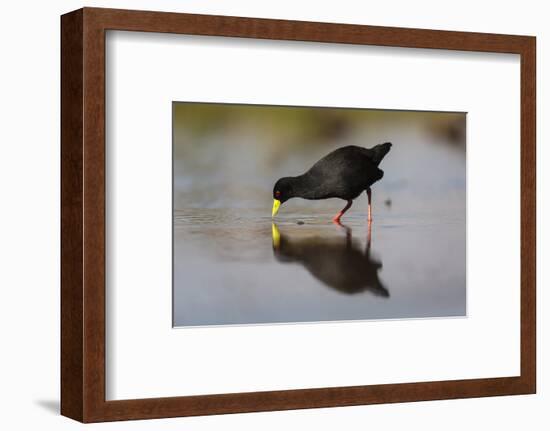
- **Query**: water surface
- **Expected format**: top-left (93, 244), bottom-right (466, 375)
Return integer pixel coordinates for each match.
top-left (174, 208), bottom-right (465, 326)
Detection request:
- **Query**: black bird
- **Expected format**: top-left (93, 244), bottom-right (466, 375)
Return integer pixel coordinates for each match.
top-left (272, 143), bottom-right (392, 223)
top-left (272, 223), bottom-right (389, 297)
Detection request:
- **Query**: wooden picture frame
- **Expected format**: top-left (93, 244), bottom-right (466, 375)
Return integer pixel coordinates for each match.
top-left (61, 7), bottom-right (536, 423)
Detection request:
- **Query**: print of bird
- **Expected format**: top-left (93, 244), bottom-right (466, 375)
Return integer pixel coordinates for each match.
top-left (272, 143), bottom-right (392, 223)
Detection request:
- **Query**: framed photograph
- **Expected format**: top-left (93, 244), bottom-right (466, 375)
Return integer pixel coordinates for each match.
top-left (61, 7), bottom-right (536, 422)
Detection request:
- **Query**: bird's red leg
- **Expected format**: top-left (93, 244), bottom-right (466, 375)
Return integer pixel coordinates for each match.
top-left (366, 188), bottom-right (373, 223)
top-left (332, 200), bottom-right (353, 224)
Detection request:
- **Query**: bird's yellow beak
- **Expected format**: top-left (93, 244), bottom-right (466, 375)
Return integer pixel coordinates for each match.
top-left (272, 199), bottom-right (281, 217)
top-left (272, 223), bottom-right (280, 248)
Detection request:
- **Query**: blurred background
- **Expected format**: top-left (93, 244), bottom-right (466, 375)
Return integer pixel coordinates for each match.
top-left (173, 102), bottom-right (466, 327)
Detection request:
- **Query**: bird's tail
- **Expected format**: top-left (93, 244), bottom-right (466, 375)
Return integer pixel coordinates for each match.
top-left (370, 142), bottom-right (392, 165)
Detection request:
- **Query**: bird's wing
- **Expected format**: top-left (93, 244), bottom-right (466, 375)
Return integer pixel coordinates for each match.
top-left (304, 147), bottom-right (382, 199)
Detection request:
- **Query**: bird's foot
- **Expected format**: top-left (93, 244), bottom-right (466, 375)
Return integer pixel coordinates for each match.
top-left (332, 211), bottom-right (345, 224)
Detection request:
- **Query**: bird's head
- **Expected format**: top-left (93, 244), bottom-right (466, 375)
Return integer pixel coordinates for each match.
top-left (272, 177), bottom-right (294, 217)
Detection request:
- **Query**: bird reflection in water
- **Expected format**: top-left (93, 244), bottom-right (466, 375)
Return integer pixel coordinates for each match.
top-left (272, 223), bottom-right (389, 297)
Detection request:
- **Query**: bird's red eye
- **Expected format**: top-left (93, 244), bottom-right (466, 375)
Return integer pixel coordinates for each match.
top-left (275, 191), bottom-right (281, 198)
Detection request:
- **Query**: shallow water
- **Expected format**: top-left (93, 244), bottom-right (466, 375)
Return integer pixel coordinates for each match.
top-left (173, 207), bottom-right (466, 326)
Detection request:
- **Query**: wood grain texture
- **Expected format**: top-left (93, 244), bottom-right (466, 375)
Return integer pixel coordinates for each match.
top-left (60, 7), bottom-right (536, 423)
top-left (60, 9), bottom-right (84, 422)
top-left (86, 7), bottom-right (531, 53)
top-left (520, 37), bottom-right (536, 394)
top-left (82, 8), bottom-right (107, 423)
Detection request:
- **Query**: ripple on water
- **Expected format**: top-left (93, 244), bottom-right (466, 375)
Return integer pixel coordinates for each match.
top-left (174, 208), bottom-right (464, 232)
